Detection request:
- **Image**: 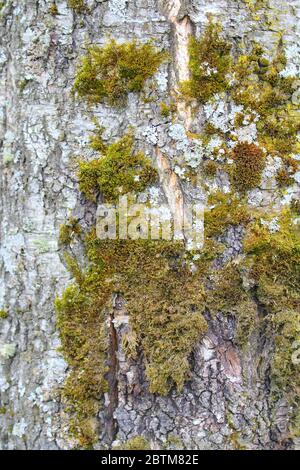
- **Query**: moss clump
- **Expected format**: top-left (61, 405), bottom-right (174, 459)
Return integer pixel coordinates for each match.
top-left (275, 167), bottom-right (294, 188)
top-left (241, 0), bottom-right (268, 11)
top-left (78, 133), bottom-right (157, 202)
top-left (57, 237), bottom-right (208, 445)
top-left (232, 44), bottom-right (300, 156)
top-left (49, 2), bottom-right (58, 15)
top-left (243, 211), bottom-right (300, 427)
top-left (202, 160), bottom-right (219, 178)
top-left (59, 217), bottom-right (82, 246)
top-left (73, 39), bottom-right (167, 106)
top-left (230, 142), bottom-right (266, 193)
top-left (85, 235), bottom-right (208, 395)
top-left (205, 192), bottom-right (251, 238)
top-left (0, 309), bottom-right (8, 319)
top-left (114, 436), bottom-right (150, 450)
top-left (291, 199), bottom-right (300, 216)
top-left (55, 277), bottom-right (109, 448)
top-left (244, 211), bottom-right (299, 315)
top-left (206, 263), bottom-right (259, 346)
top-left (160, 101), bottom-right (176, 119)
top-left (181, 21), bottom-right (232, 104)
top-left (67, 0), bottom-right (86, 13)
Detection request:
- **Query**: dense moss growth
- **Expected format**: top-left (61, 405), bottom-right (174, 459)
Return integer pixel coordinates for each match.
top-left (206, 263), bottom-right (259, 345)
top-left (87, 236), bottom-right (207, 395)
top-left (59, 217), bottom-right (82, 245)
top-left (275, 167), bottom-right (295, 188)
top-left (183, 23), bottom-right (299, 163)
top-left (241, 0), bottom-right (268, 11)
top-left (114, 436), bottom-right (150, 450)
top-left (205, 192), bottom-right (250, 238)
top-left (232, 44), bottom-right (300, 156)
top-left (160, 101), bottom-right (177, 119)
top-left (243, 211), bottom-right (300, 428)
top-left (230, 142), bottom-right (266, 192)
top-left (202, 160), bottom-right (219, 178)
top-left (73, 39), bottom-right (167, 106)
top-left (57, 14), bottom-right (300, 447)
top-left (67, 0), bottom-right (86, 13)
top-left (181, 21), bottom-right (232, 103)
top-left (0, 309), bottom-right (8, 319)
top-left (78, 132), bottom-right (157, 203)
top-left (49, 2), bottom-right (58, 16)
top-left (56, 275), bottom-right (109, 447)
top-left (57, 236), bottom-right (208, 445)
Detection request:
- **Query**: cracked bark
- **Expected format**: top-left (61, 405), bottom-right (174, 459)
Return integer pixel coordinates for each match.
top-left (103, 295), bottom-right (120, 446)
top-left (0, 0), bottom-right (298, 450)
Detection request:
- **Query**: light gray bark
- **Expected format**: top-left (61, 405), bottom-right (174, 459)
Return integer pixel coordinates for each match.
top-left (0, 0), bottom-right (299, 450)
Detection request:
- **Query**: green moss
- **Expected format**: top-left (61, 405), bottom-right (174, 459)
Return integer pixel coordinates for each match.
top-left (241, 0), bottom-right (268, 11)
top-left (114, 436), bottom-right (150, 450)
top-left (49, 2), bottom-right (58, 15)
top-left (73, 39), bottom-right (167, 106)
top-left (206, 263), bottom-right (259, 346)
top-left (0, 309), bottom-right (8, 319)
top-left (202, 160), bottom-right (219, 178)
top-left (243, 211), bottom-right (300, 428)
top-left (232, 44), bottom-right (300, 156)
top-left (78, 133), bottom-right (157, 203)
top-left (160, 102), bottom-right (171, 118)
top-left (59, 217), bottom-right (82, 246)
top-left (67, 0), bottom-right (86, 13)
top-left (56, 279), bottom-right (109, 448)
top-left (18, 79), bottom-right (29, 92)
top-left (230, 142), bottom-right (266, 193)
top-left (205, 192), bottom-right (251, 238)
top-left (244, 210), bottom-right (299, 314)
top-left (88, 120), bottom-right (107, 154)
top-left (164, 434), bottom-right (184, 450)
top-left (181, 21), bottom-right (232, 104)
top-left (59, 17), bottom-right (300, 447)
top-left (86, 236), bottom-right (208, 395)
top-left (0, 406), bottom-right (6, 414)
top-left (291, 198), bottom-right (300, 216)
top-left (275, 167), bottom-right (295, 188)
top-left (57, 237), bottom-right (208, 446)
top-left (160, 101), bottom-right (176, 119)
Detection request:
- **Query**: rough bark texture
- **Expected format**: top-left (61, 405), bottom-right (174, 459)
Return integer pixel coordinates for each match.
top-left (0, 0), bottom-right (299, 450)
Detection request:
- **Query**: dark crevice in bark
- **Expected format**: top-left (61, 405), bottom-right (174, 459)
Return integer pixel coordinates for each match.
top-left (104, 295), bottom-right (120, 445)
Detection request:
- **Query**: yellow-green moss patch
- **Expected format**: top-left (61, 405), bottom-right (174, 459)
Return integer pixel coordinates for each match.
top-left (0, 309), bottom-right (8, 319)
top-left (232, 44), bottom-right (300, 156)
top-left (67, 0), bottom-right (86, 13)
top-left (59, 217), bottom-right (82, 246)
top-left (114, 436), bottom-right (150, 450)
top-left (230, 142), bottom-right (266, 193)
top-left (181, 21), bottom-right (232, 104)
top-left (78, 133), bottom-right (157, 203)
top-left (243, 211), bottom-right (300, 428)
top-left (205, 192), bottom-right (251, 238)
top-left (56, 237), bottom-right (208, 445)
top-left (73, 39), bottom-right (167, 106)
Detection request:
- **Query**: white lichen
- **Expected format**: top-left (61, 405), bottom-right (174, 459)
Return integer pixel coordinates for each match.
top-left (203, 96), bottom-right (244, 134)
top-left (0, 343), bottom-right (16, 359)
top-left (260, 217), bottom-right (280, 233)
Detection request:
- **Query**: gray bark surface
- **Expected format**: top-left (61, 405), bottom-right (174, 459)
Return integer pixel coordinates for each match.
top-left (0, 0), bottom-right (299, 450)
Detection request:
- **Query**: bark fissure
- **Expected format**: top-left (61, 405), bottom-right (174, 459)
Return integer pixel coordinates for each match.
top-left (104, 294), bottom-right (120, 445)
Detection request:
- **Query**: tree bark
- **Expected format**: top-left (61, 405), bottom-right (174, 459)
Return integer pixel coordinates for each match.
top-left (0, 0), bottom-right (299, 450)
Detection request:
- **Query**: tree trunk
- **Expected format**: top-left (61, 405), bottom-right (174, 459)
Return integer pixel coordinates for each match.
top-left (0, 0), bottom-right (299, 450)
